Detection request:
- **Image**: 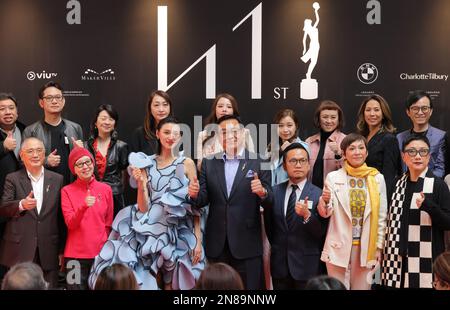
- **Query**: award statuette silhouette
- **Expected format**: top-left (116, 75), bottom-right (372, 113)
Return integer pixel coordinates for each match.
top-left (300, 2), bottom-right (320, 100)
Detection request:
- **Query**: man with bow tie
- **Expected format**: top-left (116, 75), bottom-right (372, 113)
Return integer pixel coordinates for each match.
top-left (0, 137), bottom-right (64, 288)
top-left (189, 115), bottom-right (272, 290)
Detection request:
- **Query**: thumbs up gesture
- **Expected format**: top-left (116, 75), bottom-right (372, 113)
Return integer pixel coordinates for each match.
top-left (47, 149), bottom-right (61, 167)
top-left (3, 131), bottom-right (17, 151)
top-left (251, 172), bottom-right (267, 198)
top-left (71, 137), bottom-right (84, 148)
top-left (188, 175), bottom-right (200, 200)
top-left (295, 196), bottom-right (311, 218)
top-left (321, 182), bottom-right (331, 204)
top-left (85, 189), bottom-right (96, 207)
top-left (22, 191), bottom-right (37, 210)
top-left (416, 192), bottom-right (425, 209)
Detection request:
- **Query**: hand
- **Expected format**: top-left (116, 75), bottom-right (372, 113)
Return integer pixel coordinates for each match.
top-left (3, 131), bottom-right (17, 151)
top-left (191, 241), bottom-right (202, 265)
top-left (251, 173), bottom-right (266, 198)
top-left (22, 191), bottom-right (37, 210)
top-left (321, 183), bottom-right (331, 204)
top-left (416, 192), bottom-right (425, 209)
top-left (85, 189), bottom-right (96, 207)
top-left (58, 254), bottom-right (64, 268)
top-left (132, 167), bottom-right (148, 190)
top-left (295, 196), bottom-right (310, 218)
top-left (328, 141), bottom-right (340, 155)
top-left (47, 149), bottom-right (61, 167)
top-left (188, 176), bottom-right (200, 200)
top-left (71, 137), bottom-right (84, 148)
top-left (280, 140), bottom-right (291, 152)
top-left (317, 197), bottom-right (332, 218)
top-left (375, 249), bottom-right (382, 266)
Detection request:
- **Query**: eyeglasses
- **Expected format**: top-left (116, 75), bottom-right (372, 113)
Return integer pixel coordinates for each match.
top-left (287, 158), bottom-right (309, 166)
top-left (404, 148), bottom-right (430, 157)
top-left (410, 106), bottom-right (431, 114)
top-left (23, 148), bottom-right (45, 155)
top-left (74, 159), bottom-right (93, 168)
top-left (42, 95), bottom-right (64, 103)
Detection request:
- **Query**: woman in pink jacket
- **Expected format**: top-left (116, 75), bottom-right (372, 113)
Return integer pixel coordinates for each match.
top-left (61, 146), bottom-right (113, 290)
top-left (306, 100), bottom-right (346, 189)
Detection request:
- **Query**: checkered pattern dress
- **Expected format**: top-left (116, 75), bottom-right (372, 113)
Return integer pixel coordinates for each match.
top-left (381, 175), bottom-right (433, 288)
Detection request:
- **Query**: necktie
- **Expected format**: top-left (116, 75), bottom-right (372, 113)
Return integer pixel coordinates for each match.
top-left (286, 184), bottom-right (298, 229)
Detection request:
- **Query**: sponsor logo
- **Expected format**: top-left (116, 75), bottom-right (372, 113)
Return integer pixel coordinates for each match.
top-left (357, 63), bottom-right (378, 84)
top-left (27, 70), bottom-right (58, 81)
top-left (81, 68), bottom-right (116, 81)
top-left (400, 73), bottom-right (448, 81)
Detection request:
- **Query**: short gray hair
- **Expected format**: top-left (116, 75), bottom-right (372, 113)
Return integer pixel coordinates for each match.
top-left (1, 262), bottom-right (48, 290)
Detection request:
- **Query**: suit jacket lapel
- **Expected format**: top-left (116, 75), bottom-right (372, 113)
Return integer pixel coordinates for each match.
top-left (228, 157), bottom-right (248, 200)
top-left (40, 171), bottom-right (52, 218)
top-left (18, 170), bottom-right (38, 219)
top-left (213, 156), bottom-right (228, 199)
top-left (278, 182), bottom-right (289, 231)
top-left (333, 169), bottom-right (352, 221)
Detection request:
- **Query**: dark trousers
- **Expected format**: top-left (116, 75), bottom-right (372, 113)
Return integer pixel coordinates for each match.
top-left (33, 247), bottom-right (58, 289)
top-left (113, 193), bottom-right (125, 217)
top-left (64, 257), bottom-right (94, 290)
top-left (272, 275), bottom-right (306, 290)
top-left (208, 238), bottom-right (264, 290)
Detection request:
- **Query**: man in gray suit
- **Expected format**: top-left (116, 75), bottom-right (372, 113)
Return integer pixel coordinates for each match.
top-left (189, 115), bottom-right (272, 289)
top-left (0, 137), bottom-right (64, 288)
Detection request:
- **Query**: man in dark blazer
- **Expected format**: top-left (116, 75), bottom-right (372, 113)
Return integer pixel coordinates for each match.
top-left (0, 137), bottom-right (64, 288)
top-left (189, 115), bottom-right (273, 289)
top-left (264, 142), bottom-right (326, 289)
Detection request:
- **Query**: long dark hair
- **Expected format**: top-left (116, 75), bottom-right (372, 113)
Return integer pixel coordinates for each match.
top-left (356, 94), bottom-right (396, 137)
top-left (155, 116), bottom-right (180, 155)
top-left (90, 104), bottom-right (119, 140)
top-left (203, 93), bottom-right (240, 147)
top-left (143, 90), bottom-right (173, 141)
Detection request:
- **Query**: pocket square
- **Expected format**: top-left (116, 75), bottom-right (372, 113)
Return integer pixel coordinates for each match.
top-left (245, 169), bottom-right (255, 178)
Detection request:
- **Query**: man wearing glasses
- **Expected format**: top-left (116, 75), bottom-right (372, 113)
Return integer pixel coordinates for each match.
top-left (381, 135), bottom-right (450, 289)
top-left (263, 142), bottom-right (325, 289)
top-left (397, 90), bottom-right (447, 178)
top-left (0, 137), bottom-right (64, 288)
top-left (23, 81), bottom-right (83, 185)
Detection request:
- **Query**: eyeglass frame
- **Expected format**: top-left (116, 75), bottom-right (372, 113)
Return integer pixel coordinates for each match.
top-left (286, 158), bottom-right (309, 166)
top-left (403, 148), bottom-right (430, 157)
top-left (42, 95), bottom-right (64, 103)
top-left (74, 159), bottom-right (93, 169)
top-left (409, 106), bottom-right (431, 114)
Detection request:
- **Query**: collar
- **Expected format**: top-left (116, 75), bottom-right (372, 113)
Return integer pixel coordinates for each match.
top-left (26, 167), bottom-right (45, 182)
top-left (74, 175), bottom-right (96, 187)
top-left (0, 124), bottom-right (17, 135)
top-left (222, 148), bottom-right (245, 162)
top-left (287, 178), bottom-right (307, 191)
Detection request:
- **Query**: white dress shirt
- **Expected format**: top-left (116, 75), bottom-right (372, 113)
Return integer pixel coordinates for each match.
top-left (283, 178), bottom-right (307, 216)
top-left (20, 168), bottom-right (45, 214)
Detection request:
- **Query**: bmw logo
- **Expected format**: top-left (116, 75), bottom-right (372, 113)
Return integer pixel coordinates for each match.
top-left (357, 63), bottom-right (378, 84)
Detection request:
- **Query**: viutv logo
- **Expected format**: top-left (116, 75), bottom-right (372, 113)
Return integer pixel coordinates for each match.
top-left (27, 70), bottom-right (58, 81)
top-left (357, 63), bottom-right (378, 84)
top-left (81, 68), bottom-right (116, 81)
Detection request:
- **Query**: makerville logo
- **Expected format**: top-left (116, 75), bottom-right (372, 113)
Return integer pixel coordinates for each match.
top-left (357, 63), bottom-right (378, 84)
top-left (81, 68), bottom-right (116, 81)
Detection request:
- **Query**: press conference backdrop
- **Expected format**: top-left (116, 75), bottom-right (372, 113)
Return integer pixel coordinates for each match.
top-left (0, 0), bottom-right (449, 154)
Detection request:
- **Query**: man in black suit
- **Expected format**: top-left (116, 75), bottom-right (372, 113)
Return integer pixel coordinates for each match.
top-left (264, 143), bottom-right (326, 289)
top-left (0, 137), bottom-right (64, 288)
top-left (189, 115), bottom-right (272, 289)
top-left (0, 93), bottom-right (26, 280)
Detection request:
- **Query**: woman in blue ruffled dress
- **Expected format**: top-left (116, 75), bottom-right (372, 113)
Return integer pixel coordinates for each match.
top-left (89, 117), bottom-right (204, 290)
